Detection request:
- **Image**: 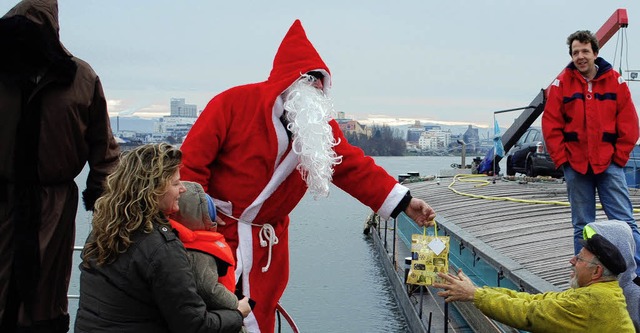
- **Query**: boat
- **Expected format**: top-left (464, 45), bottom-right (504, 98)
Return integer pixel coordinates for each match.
top-left (367, 8), bottom-right (639, 332)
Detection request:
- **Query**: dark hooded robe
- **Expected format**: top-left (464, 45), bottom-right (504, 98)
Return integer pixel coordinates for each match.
top-left (0, 0), bottom-right (119, 331)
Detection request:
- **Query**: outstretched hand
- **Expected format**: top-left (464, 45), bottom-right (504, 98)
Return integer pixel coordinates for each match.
top-left (404, 198), bottom-right (436, 227)
top-left (433, 269), bottom-right (477, 303)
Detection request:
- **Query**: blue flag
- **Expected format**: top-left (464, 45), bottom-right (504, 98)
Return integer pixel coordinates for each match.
top-left (493, 119), bottom-right (504, 158)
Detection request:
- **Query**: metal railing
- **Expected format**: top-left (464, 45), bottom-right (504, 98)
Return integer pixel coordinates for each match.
top-left (368, 213), bottom-right (520, 333)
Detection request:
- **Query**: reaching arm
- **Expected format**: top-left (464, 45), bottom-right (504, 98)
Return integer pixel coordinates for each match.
top-left (434, 269), bottom-right (601, 332)
top-left (390, 192), bottom-right (435, 227)
top-left (329, 121), bottom-right (434, 226)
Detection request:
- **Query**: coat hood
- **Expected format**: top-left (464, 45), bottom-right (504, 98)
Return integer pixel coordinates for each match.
top-left (566, 57), bottom-right (613, 80)
top-left (0, 0), bottom-right (75, 82)
top-left (3, 0), bottom-right (68, 55)
top-left (267, 20), bottom-right (331, 97)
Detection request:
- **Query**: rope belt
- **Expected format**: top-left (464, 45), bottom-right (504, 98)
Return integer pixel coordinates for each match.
top-left (218, 211), bottom-right (280, 272)
top-left (259, 223), bottom-right (279, 272)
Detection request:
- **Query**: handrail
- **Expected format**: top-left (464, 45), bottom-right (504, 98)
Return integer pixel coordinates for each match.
top-left (276, 303), bottom-right (300, 333)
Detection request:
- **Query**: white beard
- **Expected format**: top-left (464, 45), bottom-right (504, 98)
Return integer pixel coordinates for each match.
top-left (569, 276), bottom-right (579, 289)
top-left (569, 268), bottom-right (579, 288)
top-left (283, 79), bottom-right (342, 198)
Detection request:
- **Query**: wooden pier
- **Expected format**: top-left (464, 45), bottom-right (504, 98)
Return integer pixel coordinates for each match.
top-left (370, 174), bottom-right (640, 332)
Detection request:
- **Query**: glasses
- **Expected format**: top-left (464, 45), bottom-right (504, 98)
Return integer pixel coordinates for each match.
top-left (574, 254), bottom-right (599, 266)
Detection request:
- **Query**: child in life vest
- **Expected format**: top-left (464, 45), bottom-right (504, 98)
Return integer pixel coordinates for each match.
top-left (169, 181), bottom-right (250, 331)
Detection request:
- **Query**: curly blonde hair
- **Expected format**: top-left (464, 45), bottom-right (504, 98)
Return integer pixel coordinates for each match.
top-left (82, 143), bottom-right (182, 266)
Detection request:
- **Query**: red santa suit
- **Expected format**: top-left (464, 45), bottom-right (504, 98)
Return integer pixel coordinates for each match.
top-left (180, 20), bottom-right (409, 333)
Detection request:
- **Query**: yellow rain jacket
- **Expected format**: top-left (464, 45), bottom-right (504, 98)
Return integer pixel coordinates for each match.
top-left (475, 280), bottom-right (633, 332)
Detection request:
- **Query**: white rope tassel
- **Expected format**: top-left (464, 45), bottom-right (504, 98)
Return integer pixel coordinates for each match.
top-left (259, 223), bottom-right (279, 272)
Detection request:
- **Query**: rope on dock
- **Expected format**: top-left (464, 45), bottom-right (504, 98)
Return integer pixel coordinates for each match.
top-left (447, 173), bottom-right (640, 213)
top-left (445, 174), bottom-right (574, 208)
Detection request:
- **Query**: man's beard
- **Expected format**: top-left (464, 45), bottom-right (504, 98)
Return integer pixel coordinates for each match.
top-left (283, 79), bottom-right (342, 198)
top-left (569, 268), bottom-right (579, 288)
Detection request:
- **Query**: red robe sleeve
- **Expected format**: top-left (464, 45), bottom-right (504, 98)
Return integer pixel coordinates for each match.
top-left (180, 95), bottom-right (229, 192)
top-left (329, 120), bottom-right (407, 218)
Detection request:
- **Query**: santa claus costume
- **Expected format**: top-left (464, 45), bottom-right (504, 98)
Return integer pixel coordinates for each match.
top-left (180, 20), bottom-right (410, 333)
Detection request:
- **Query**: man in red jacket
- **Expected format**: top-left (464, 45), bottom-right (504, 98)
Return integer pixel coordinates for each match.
top-left (180, 20), bottom-right (436, 333)
top-left (542, 30), bottom-right (640, 275)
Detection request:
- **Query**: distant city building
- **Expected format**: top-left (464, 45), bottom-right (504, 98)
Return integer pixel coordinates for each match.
top-left (406, 121), bottom-right (444, 143)
top-left (115, 130), bottom-right (137, 139)
top-left (335, 112), bottom-right (370, 137)
top-left (154, 116), bottom-right (196, 136)
top-left (462, 125), bottom-right (480, 147)
top-left (418, 128), bottom-right (451, 150)
top-left (170, 98), bottom-right (197, 118)
top-left (406, 141), bottom-right (420, 153)
top-left (406, 120), bottom-right (424, 143)
top-left (150, 98), bottom-right (200, 142)
top-left (338, 119), bottom-right (369, 136)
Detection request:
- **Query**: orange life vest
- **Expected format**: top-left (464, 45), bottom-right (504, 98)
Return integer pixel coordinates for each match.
top-left (169, 219), bottom-right (236, 292)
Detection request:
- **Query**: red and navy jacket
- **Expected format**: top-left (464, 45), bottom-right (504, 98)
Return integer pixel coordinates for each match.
top-left (542, 57), bottom-right (639, 175)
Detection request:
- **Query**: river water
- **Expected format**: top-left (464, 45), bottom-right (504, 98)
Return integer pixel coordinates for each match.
top-left (68, 155), bottom-right (464, 332)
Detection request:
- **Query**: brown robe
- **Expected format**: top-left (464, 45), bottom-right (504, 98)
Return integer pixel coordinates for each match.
top-left (0, 0), bottom-right (120, 331)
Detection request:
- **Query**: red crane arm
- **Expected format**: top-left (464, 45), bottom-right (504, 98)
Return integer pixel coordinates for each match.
top-left (595, 8), bottom-right (629, 47)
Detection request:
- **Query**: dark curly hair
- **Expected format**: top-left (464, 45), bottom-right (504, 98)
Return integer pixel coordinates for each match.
top-left (567, 30), bottom-right (599, 56)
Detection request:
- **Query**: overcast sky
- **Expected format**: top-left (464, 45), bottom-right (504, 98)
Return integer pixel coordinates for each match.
top-left (3, 0), bottom-right (640, 128)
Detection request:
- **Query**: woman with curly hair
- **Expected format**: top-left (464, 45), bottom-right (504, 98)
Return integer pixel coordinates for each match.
top-left (75, 143), bottom-right (250, 333)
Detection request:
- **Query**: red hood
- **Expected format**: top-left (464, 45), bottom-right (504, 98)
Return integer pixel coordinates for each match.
top-left (267, 19), bottom-right (331, 97)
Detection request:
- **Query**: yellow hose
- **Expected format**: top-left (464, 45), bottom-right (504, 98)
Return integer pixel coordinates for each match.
top-left (445, 174), bottom-right (640, 212)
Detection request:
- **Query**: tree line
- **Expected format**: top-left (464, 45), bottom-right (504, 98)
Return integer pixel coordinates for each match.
top-left (344, 125), bottom-right (406, 156)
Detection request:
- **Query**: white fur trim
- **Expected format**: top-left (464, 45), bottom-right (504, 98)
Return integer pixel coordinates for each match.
top-left (273, 96), bottom-right (289, 166)
top-left (235, 220), bottom-right (259, 332)
top-left (244, 312), bottom-right (260, 332)
top-left (240, 152), bottom-right (298, 223)
top-left (232, 99), bottom-right (301, 332)
top-left (213, 198), bottom-right (233, 217)
top-left (377, 183), bottom-right (409, 220)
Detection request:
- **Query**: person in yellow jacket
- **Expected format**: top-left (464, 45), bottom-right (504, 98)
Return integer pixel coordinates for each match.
top-left (434, 234), bottom-right (634, 332)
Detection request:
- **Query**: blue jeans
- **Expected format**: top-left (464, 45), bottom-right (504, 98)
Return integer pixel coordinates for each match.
top-left (564, 163), bottom-right (640, 275)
